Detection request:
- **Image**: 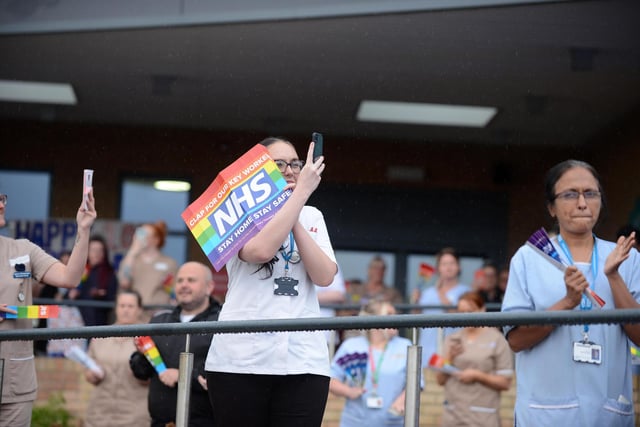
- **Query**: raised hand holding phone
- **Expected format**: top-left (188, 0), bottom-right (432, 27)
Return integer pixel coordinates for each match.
top-left (83, 169), bottom-right (93, 210)
top-left (312, 132), bottom-right (323, 162)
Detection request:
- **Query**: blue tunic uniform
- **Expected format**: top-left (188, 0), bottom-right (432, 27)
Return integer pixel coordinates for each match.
top-left (330, 335), bottom-right (413, 427)
top-left (502, 236), bottom-right (640, 426)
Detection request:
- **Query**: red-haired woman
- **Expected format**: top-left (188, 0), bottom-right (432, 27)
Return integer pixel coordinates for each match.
top-left (118, 220), bottom-right (178, 320)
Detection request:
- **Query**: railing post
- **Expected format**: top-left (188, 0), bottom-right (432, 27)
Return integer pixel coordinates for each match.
top-left (404, 327), bottom-right (422, 427)
top-left (176, 334), bottom-right (193, 427)
top-left (0, 342), bottom-right (4, 404)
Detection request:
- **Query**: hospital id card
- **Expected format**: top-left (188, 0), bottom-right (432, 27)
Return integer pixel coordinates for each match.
top-left (366, 395), bottom-right (384, 409)
top-left (573, 341), bottom-right (602, 365)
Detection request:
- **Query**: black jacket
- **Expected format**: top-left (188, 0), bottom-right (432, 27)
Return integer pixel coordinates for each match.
top-left (130, 298), bottom-right (222, 427)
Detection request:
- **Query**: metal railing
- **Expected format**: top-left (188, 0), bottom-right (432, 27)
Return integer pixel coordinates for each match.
top-left (4, 308), bottom-right (639, 341)
top-left (3, 307), bottom-right (640, 427)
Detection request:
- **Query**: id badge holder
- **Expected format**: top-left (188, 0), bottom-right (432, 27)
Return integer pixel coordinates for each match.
top-left (366, 393), bottom-right (384, 409)
top-left (274, 276), bottom-right (299, 296)
top-left (573, 339), bottom-right (602, 365)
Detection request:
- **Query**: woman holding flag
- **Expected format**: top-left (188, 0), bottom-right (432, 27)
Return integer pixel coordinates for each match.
top-left (436, 291), bottom-right (513, 426)
top-left (501, 159), bottom-right (639, 426)
top-left (413, 247), bottom-right (470, 367)
top-left (0, 189), bottom-right (97, 427)
top-left (205, 137), bottom-right (338, 427)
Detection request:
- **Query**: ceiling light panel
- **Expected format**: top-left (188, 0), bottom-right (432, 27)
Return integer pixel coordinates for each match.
top-left (0, 80), bottom-right (77, 105)
top-left (357, 100), bottom-right (497, 128)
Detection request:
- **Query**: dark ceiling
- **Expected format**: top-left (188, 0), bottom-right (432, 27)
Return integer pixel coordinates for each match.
top-left (1, 0), bottom-right (639, 147)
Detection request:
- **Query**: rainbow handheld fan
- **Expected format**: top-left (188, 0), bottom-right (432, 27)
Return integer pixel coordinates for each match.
top-left (335, 352), bottom-right (367, 387)
top-left (526, 228), bottom-right (605, 309)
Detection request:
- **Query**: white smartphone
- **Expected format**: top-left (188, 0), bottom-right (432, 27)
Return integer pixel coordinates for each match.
top-left (83, 169), bottom-right (93, 210)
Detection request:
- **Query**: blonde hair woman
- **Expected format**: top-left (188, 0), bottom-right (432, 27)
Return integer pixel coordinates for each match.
top-left (83, 290), bottom-right (150, 427)
top-left (330, 300), bottom-right (413, 427)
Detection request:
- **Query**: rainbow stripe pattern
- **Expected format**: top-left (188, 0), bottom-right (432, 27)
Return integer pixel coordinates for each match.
top-left (181, 144), bottom-right (290, 271)
top-left (134, 336), bottom-right (167, 374)
top-left (0, 305), bottom-right (59, 319)
top-left (335, 352), bottom-right (367, 387)
top-left (427, 353), bottom-right (459, 374)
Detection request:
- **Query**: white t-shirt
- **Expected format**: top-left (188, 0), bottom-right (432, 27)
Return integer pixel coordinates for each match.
top-left (205, 206), bottom-right (336, 376)
top-left (316, 268), bottom-right (346, 344)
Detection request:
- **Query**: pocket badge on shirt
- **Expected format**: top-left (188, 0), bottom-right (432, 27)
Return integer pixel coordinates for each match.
top-left (366, 395), bottom-right (384, 409)
top-left (154, 262), bottom-right (169, 271)
top-left (573, 341), bottom-right (602, 365)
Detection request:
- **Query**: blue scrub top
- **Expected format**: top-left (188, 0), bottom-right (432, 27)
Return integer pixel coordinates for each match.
top-left (331, 335), bottom-right (415, 427)
top-left (502, 236), bottom-right (640, 427)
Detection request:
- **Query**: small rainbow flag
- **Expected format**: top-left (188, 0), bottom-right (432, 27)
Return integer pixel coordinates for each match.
top-left (0, 305), bottom-right (59, 319)
top-left (162, 273), bottom-right (175, 297)
top-left (419, 262), bottom-right (435, 281)
top-left (181, 144), bottom-right (290, 271)
top-left (426, 353), bottom-right (459, 374)
top-left (134, 336), bottom-right (167, 374)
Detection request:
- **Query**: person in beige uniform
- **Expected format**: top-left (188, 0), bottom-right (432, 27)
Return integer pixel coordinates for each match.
top-left (117, 221), bottom-right (177, 321)
top-left (83, 289), bottom-right (150, 427)
top-left (436, 291), bottom-right (513, 427)
top-left (0, 190), bottom-right (97, 427)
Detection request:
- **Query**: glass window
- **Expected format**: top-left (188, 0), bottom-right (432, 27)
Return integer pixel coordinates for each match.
top-left (335, 250), bottom-right (395, 285)
top-left (0, 170), bottom-right (50, 236)
top-left (120, 178), bottom-right (190, 266)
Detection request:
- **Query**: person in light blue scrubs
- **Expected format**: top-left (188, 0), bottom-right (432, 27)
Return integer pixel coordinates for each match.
top-left (502, 159), bottom-right (640, 427)
top-left (329, 301), bottom-right (417, 427)
top-left (414, 247), bottom-right (470, 367)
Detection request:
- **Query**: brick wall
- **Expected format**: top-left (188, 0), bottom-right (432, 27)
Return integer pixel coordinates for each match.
top-left (34, 357), bottom-right (640, 427)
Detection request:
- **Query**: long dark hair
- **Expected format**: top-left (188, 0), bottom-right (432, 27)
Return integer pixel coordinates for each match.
top-left (253, 136), bottom-right (296, 278)
top-left (89, 235), bottom-right (115, 291)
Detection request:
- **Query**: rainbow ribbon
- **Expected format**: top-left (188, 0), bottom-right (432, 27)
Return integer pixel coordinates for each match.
top-left (134, 336), bottom-right (167, 374)
top-left (0, 305), bottom-right (59, 319)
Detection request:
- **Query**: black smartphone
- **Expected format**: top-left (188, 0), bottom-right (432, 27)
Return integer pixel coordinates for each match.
top-left (312, 132), bottom-right (323, 162)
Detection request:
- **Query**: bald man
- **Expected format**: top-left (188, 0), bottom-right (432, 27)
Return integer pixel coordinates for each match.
top-left (130, 261), bottom-right (222, 427)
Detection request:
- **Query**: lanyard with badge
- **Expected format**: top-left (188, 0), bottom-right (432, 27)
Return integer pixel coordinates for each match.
top-left (557, 235), bottom-right (602, 365)
top-left (273, 232), bottom-right (301, 296)
top-left (366, 343), bottom-right (388, 409)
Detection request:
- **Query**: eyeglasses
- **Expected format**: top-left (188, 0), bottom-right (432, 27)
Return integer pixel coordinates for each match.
top-left (0, 194), bottom-right (7, 205)
top-left (554, 190), bottom-right (601, 202)
top-left (274, 159), bottom-right (305, 173)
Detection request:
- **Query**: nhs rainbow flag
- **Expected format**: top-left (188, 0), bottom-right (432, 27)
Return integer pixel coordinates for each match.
top-left (181, 144), bottom-right (291, 271)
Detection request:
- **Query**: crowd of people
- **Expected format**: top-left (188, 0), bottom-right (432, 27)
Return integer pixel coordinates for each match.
top-left (1, 140), bottom-right (639, 427)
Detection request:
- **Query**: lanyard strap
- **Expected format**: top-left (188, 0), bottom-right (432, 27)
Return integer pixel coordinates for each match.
top-left (557, 234), bottom-right (598, 335)
top-left (279, 232), bottom-right (295, 274)
top-left (556, 234), bottom-right (598, 285)
top-left (368, 343), bottom-right (388, 391)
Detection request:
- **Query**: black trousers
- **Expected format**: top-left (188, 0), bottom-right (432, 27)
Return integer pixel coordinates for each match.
top-left (206, 372), bottom-right (329, 427)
